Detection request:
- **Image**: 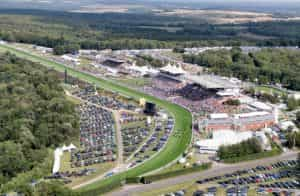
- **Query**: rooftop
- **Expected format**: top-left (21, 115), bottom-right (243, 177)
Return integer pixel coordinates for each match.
top-left (186, 74), bottom-right (239, 89)
top-left (160, 63), bottom-right (186, 75)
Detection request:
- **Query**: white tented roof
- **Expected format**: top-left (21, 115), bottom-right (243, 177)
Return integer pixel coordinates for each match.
top-left (196, 130), bottom-right (252, 149)
top-left (196, 130), bottom-right (253, 150)
top-left (217, 88), bottom-right (240, 96)
top-left (160, 63), bottom-right (186, 75)
top-left (210, 113), bottom-right (229, 119)
top-left (128, 64), bottom-right (159, 75)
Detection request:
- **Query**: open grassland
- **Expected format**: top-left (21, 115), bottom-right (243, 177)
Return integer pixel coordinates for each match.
top-left (0, 44), bottom-right (192, 195)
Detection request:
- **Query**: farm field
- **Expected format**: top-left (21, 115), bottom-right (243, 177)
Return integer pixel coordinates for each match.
top-left (0, 43), bottom-right (192, 194)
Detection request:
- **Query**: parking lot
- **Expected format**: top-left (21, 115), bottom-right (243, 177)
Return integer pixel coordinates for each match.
top-left (71, 103), bottom-right (117, 168)
top-left (153, 159), bottom-right (299, 196)
top-left (72, 85), bottom-right (138, 111)
top-left (126, 113), bottom-right (175, 168)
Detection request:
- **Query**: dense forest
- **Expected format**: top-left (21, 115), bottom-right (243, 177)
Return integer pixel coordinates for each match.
top-left (183, 48), bottom-right (300, 90)
top-left (0, 9), bottom-right (300, 54)
top-left (0, 53), bottom-right (79, 193)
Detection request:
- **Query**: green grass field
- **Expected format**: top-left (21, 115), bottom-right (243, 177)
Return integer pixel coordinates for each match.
top-left (255, 86), bottom-right (287, 96)
top-left (0, 44), bottom-right (192, 194)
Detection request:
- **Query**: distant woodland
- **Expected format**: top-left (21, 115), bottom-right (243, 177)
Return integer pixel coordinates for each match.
top-left (0, 9), bottom-right (300, 54)
top-left (183, 48), bottom-right (300, 90)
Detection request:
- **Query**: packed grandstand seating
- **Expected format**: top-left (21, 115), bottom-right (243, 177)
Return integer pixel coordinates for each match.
top-left (144, 80), bottom-right (242, 116)
top-left (151, 75), bottom-right (182, 92)
top-left (174, 84), bottom-right (216, 101)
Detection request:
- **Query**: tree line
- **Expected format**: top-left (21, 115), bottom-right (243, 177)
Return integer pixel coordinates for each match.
top-left (0, 10), bottom-right (300, 55)
top-left (183, 48), bottom-right (300, 90)
top-left (0, 53), bottom-right (79, 193)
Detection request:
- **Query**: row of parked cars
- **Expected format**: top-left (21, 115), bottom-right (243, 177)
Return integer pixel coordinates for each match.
top-left (258, 180), bottom-right (299, 190)
top-left (122, 126), bottom-right (150, 158)
top-left (218, 170), bottom-right (296, 187)
top-left (165, 186), bottom-right (248, 196)
top-left (128, 115), bottom-right (174, 168)
top-left (164, 159), bottom-right (298, 196)
top-left (72, 102), bottom-right (117, 167)
top-left (196, 159), bottom-right (297, 185)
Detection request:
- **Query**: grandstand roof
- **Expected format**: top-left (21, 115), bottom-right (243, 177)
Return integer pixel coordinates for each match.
top-left (102, 58), bottom-right (125, 67)
top-left (210, 113), bottom-right (229, 119)
top-left (250, 101), bottom-right (272, 111)
top-left (128, 64), bottom-right (159, 75)
top-left (234, 111), bottom-right (270, 119)
top-left (186, 74), bottom-right (239, 89)
top-left (160, 63), bottom-right (186, 75)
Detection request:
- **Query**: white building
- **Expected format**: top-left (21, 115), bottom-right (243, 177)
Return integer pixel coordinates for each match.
top-left (279, 121), bottom-right (298, 132)
top-left (0, 40), bottom-right (7, 44)
top-left (33, 45), bottom-right (53, 54)
top-left (159, 63), bottom-right (186, 76)
top-left (289, 93), bottom-right (300, 100)
top-left (127, 63), bottom-right (159, 76)
top-left (195, 130), bottom-right (270, 154)
top-left (61, 54), bottom-right (80, 65)
top-left (217, 88), bottom-right (240, 97)
top-left (195, 130), bottom-right (253, 154)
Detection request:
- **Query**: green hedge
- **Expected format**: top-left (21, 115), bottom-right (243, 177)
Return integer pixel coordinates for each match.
top-left (80, 180), bottom-right (123, 196)
top-left (142, 163), bottom-right (212, 182)
top-left (125, 177), bottom-right (141, 184)
top-left (222, 147), bottom-right (282, 163)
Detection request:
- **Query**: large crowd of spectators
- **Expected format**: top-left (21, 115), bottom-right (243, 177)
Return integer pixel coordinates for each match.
top-left (143, 78), bottom-right (247, 118)
top-left (175, 84), bottom-right (215, 101)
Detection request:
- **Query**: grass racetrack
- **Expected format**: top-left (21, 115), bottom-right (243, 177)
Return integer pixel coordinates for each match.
top-left (0, 44), bottom-right (192, 195)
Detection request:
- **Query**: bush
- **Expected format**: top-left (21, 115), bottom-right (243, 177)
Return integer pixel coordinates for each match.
top-left (222, 140), bottom-right (282, 163)
top-left (224, 99), bottom-right (241, 106)
top-left (222, 147), bottom-right (282, 163)
top-left (218, 138), bottom-right (262, 160)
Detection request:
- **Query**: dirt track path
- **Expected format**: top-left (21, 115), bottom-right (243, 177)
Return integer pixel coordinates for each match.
top-left (113, 111), bottom-right (124, 165)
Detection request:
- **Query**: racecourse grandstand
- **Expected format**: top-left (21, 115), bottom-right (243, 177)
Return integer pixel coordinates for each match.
top-left (175, 83), bottom-right (216, 101)
top-left (199, 111), bottom-right (276, 132)
top-left (186, 74), bottom-right (240, 90)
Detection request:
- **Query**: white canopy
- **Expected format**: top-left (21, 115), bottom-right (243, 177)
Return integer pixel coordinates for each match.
top-left (160, 63), bottom-right (186, 75)
top-left (196, 130), bottom-right (253, 152)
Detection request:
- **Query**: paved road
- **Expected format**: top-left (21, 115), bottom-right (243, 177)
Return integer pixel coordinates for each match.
top-left (109, 151), bottom-right (299, 196)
